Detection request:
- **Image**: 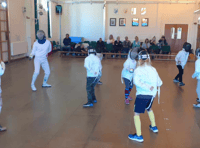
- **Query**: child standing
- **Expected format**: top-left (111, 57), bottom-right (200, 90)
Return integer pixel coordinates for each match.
top-left (173, 42), bottom-right (191, 86)
top-left (192, 48), bottom-right (200, 107)
top-left (29, 30), bottom-right (52, 91)
top-left (0, 60), bottom-right (6, 131)
top-left (83, 48), bottom-right (102, 108)
top-left (128, 51), bottom-right (162, 142)
top-left (121, 49), bottom-right (137, 105)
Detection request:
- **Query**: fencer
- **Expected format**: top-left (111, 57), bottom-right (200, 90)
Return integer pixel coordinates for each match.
top-left (121, 48), bottom-right (137, 105)
top-left (0, 60), bottom-right (6, 131)
top-left (128, 51), bottom-right (163, 143)
top-left (173, 42), bottom-right (191, 86)
top-left (192, 48), bottom-right (200, 108)
top-left (83, 48), bottom-right (102, 108)
top-left (29, 30), bottom-right (52, 91)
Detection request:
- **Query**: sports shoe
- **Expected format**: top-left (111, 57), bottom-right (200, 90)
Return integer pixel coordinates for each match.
top-left (83, 102), bottom-right (93, 108)
top-left (179, 82), bottom-right (185, 86)
top-left (149, 125), bottom-right (158, 133)
top-left (0, 125), bottom-right (7, 132)
top-left (97, 81), bottom-right (103, 85)
top-left (128, 134), bottom-right (144, 142)
top-left (173, 79), bottom-right (179, 83)
top-left (193, 103), bottom-right (200, 108)
top-left (196, 98), bottom-right (200, 103)
top-left (125, 99), bottom-right (129, 105)
top-left (31, 85), bottom-right (37, 91)
top-left (128, 96), bottom-right (133, 101)
top-left (93, 99), bottom-right (97, 103)
top-left (42, 83), bottom-right (52, 88)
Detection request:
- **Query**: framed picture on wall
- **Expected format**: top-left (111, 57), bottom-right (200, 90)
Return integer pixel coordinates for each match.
top-left (110, 18), bottom-right (116, 26)
top-left (132, 18), bottom-right (139, 26)
top-left (141, 18), bottom-right (148, 27)
top-left (119, 18), bottom-right (126, 26)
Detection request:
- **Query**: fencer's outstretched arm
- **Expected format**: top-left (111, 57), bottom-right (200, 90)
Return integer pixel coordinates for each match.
top-left (29, 42), bottom-right (37, 59)
top-left (134, 70), bottom-right (152, 91)
top-left (30, 42), bottom-right (37, 56)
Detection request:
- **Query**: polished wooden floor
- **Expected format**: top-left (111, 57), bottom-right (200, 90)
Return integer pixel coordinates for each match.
top-left (0, 53), bottom-right (200, 148)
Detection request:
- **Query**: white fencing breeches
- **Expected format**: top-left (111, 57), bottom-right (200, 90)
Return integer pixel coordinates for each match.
top-left (31, 58), bottom-right (50, 85)
top-left (0, 94), bottom-right (2, 114)
top-left (197, 80), bottom-right (200, 99)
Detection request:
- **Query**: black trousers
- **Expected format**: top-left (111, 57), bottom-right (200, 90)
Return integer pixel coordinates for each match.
top-left (86, 77), bottom-right (98, 103)
top-left (175, 65), bottom-right (184, 82)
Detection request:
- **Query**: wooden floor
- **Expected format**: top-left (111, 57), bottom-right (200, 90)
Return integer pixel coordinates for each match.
top-left (0, 53), bottom-right (200, 148)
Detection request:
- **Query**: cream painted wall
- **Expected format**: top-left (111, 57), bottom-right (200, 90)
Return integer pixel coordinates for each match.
top-left (106, 3), bottom-right (197, 50)
top-left (61, 3), bottom-right (104, 43)
top-left (106, 4), bottom-right (159, 42)
top-left (6, 0), bottom-right (200, 60)
top-left (8, 0), bottom-right (35, 60)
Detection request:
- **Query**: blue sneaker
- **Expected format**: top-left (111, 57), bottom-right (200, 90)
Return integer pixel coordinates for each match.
top-left (179, 82), bottom-right (185, 86)
top-left (128, 134), bottom-right (144, 142)
top-left (83, 102), bottom-right (93, 108)
top-left (149, 125), bottom-right (158, 133)
top-left (173, 79), bottom-right (179, 83)
top-left (93, 100), bottom-right (97, 103)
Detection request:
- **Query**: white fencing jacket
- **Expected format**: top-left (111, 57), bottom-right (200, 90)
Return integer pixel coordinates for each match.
top-left (121, 51), bottom-right (137, 83)
top-left (31, 40), bottom-right (52, 61)
top-left (0, 62), bottom-right (5, 94)
top-left (192, 58), bottom-right (200, 80)
top-left (134, 64), bottom-right (163, 97)
top-left (175, 48), bottom-right (189, 69)
top-left (84, 54), bottom-right (102, 77)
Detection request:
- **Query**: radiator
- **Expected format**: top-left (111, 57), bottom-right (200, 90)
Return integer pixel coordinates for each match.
top-left (11, 41), bottom-right (28, 56)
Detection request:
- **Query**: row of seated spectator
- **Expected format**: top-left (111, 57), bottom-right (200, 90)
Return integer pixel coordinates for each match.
top-left (61, 33), bottom-right (170, 56)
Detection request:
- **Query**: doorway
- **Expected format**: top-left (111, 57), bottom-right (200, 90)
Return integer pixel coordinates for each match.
top-left (165, 24), bottom-right (188, 53)
top-left (196, 25), bottom-right (200, 49)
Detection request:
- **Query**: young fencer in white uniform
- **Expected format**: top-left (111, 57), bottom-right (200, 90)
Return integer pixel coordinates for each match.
top-left (192, 48), bottom-right (200, 107)
top-left (0, 60), bottom-right (6, 131)
top-left (29, 30), bottom-right (52, 91)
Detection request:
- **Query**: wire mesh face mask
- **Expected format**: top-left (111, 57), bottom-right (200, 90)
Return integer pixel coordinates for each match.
top-left (37, 30), bottom-right (45, 40)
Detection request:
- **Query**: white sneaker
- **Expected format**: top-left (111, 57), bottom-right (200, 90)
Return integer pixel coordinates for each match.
top-left (31, 85), bottom-right (37, 91)
top-left (42, 83), bottom-right (51, 87)
top-left (193, 103), bottom-right (200, 108)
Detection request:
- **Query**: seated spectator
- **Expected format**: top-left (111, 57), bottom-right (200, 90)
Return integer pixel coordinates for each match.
top-left (75, 44), bottom-right (88, 56)
top-left (114, 36), bottom-right (123, 53)
top-left (62, 34), bottom-right (71, 53)
top-left (96, 38), bottom-right (106, 53)
top-left (122, 36), bottom-right (131, 58)
top-left (132, 36), bottom-right (140, 48)
top-left (150, 36), bottom-right (156, 46)
top-left (159, 36), bottom-right (168, 46)
top-left (112, 36), bottom-right (123, 58)
top-left (107, 34), bottom-right (115, 45)
top-left (142, 38), bottom-right (150, 51)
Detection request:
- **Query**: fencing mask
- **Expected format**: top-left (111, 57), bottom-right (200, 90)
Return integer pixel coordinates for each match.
top-left (37, 30), bottom-right (45, 40)
top-left (129, 49), bottom-right (138, 60)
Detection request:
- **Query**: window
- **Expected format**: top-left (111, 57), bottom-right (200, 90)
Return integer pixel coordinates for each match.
top-left (177, 27), bottom-right (182, 39)
top-left (171, 27), bottom-right (175, 39)
top-left (34, 0), bottom-right (39, 38)
top-left (47, 2), bottom-right (52, 38)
